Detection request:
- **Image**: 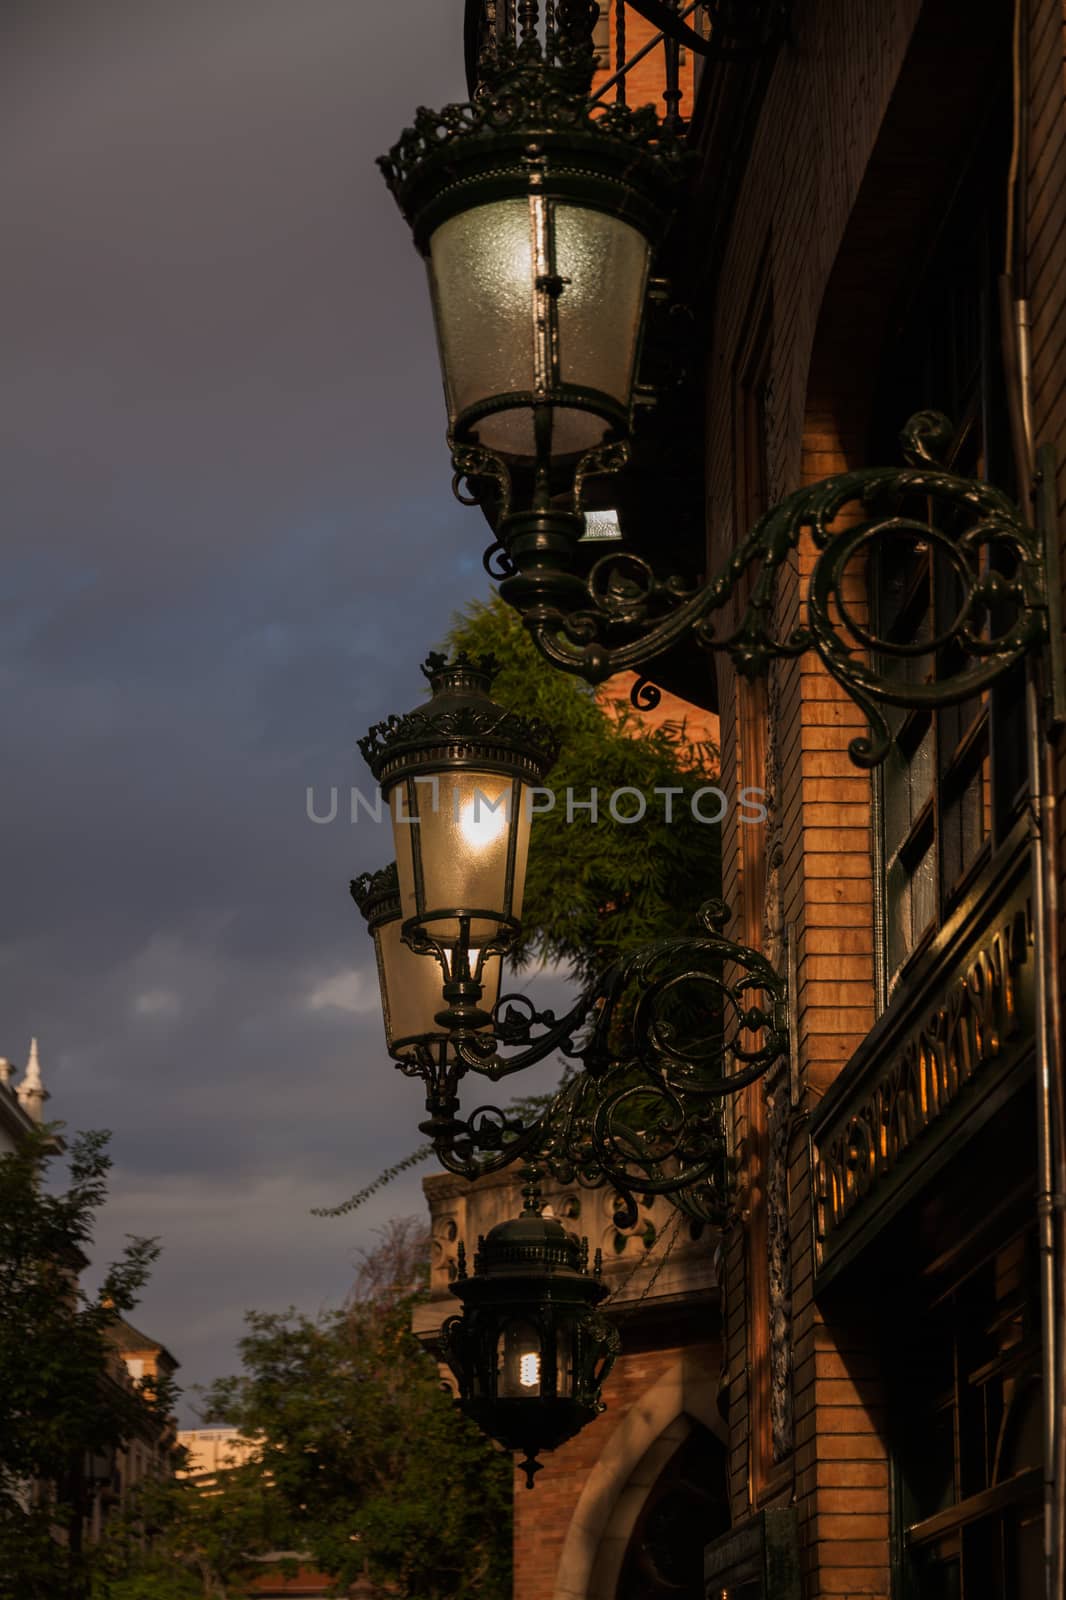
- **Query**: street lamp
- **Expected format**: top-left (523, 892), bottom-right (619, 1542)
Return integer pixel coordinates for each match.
top-left (439, 1186), bottom-right (619, 1488)
top-left (353, 643), bottom-right (787, 1208)
top-left (351, 863), bottom-right (503, 1060)
top-left (358, 652), bottom-right (558, 1034)
top-left (381, 2), bottom-right (1054, 762)
top-left (379, 1), bottom-right (687, 628)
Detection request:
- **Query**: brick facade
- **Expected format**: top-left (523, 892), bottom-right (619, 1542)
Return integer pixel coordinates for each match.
top-left (703, 0), bottom-right (1066, 1594)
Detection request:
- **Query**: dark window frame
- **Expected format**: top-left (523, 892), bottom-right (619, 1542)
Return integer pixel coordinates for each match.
top-left (870, 92), bottom-right (1027, 1007)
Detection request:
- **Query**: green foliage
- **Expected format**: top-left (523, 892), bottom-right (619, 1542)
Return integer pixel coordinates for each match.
top-left (310, 1142), bottom-right (433, 1218)
top-left (99, 1220), bottom-right (511, 1600)
top-left (446, 595), bottom-right (720, 985)
top-left (0, 1125), bottom-right (173, 1600)
top-left (93, 1458), bottom-right (279, 1600)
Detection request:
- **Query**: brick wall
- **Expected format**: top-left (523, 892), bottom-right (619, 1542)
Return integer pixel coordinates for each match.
top-left (514, 1337), bottom-right (721, 1600)
top-left (701, 0), bottom-right (979, 1594)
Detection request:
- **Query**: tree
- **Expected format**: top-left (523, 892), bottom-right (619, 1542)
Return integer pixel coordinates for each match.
top-left (0, 1126), bottom-right (174, 1600)
top-left (446, 595), bottom-right (720, 985)
top-left (91, 1463), bottom-right (276, 1600)
top-left (97, 1220), bottom-right (511, 1600)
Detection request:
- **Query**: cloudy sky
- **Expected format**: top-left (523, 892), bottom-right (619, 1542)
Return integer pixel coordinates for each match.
top-left (1, 0), bottom-right (571, 1419)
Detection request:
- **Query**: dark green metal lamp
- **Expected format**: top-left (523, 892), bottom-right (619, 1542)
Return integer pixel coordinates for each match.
top-left (379, 0), bottom-right (686, 628)
top-left (439, 1178), bottom-right (620, 1487)
top-left (357, 652), bottom-right (558, 1036)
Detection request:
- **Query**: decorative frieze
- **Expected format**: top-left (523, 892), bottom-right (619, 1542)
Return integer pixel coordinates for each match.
top-left (812, 868), bottom-right (1034, 1272)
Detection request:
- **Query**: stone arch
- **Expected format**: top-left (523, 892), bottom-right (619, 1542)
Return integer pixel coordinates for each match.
top-left (551, 1351), bottom-right (726, 1600)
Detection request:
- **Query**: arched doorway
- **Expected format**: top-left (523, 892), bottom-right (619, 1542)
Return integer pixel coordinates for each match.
top-left (615, 1424), bottom-right (729, 1600)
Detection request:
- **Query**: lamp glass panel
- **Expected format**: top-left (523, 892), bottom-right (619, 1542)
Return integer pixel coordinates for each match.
top-left (498, 1321), bottom-right (543, 1399)
top-left (375, 919), bottom-right (502, 1051)
top-left (554, 205), bottom-right (649, 404)
top-left (429, 199), bottom-right (535, 426)
top-left (391, 773), bottom-right (532, 945)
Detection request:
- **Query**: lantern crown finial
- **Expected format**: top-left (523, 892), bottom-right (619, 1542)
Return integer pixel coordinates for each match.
top-left (420, 649), bottom-right (499, 694)
top-left (520, 1163), bottom-right (545, 1216)
top-left (350, 861), bottom-right (399, 924)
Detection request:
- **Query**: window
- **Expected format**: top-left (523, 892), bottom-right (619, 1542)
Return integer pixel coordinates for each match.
top-left (871, 96), bottom-right (1026, 1000)
top-left (894, 1227), bottom-right (1043, 1599)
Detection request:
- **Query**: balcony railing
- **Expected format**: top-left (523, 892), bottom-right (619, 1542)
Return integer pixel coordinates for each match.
top-left (464, 2), bottom-right (778, 126)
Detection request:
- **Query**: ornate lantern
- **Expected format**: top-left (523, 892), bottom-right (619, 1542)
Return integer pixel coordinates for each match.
top-left (351, 862), bottom-right (503, 1060)
top-left (378, 4), bottom-right (686, 622)
top-left (439, 1190), bottom-right (619, 1487)
top-left (357, 653), bottom-right (558, 1033)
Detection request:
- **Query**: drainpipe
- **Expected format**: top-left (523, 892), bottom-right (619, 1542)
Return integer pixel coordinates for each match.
top-left (1025, 665), bottom-right (1065, 1600)
top-left (1004, 3), bottom-right (1065, 1595)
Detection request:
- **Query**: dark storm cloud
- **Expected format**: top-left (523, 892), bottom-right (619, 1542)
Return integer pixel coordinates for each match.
top-left (0, 0), bottom-right (578, 1416)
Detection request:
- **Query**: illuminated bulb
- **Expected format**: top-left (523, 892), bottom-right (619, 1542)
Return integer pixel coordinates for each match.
top-left (458, 791), bottom-right (509, 852)
top-left (519, 1351), bottom-right (541, 1389)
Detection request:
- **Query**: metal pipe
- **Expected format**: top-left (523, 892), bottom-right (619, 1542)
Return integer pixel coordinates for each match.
top-left (1042, 713), bottom-right (1066, 1600)
top-left (1000, 276), bottom-right (1034, 509)
top-left (1006, 4), bottom-right (1063, 1593)
top-left (1025, 668), bottom-right (1064, 1600)
top-left (1017, 296), bottom-right (1035, 467)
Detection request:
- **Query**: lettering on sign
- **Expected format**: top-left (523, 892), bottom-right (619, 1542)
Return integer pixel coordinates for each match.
top-left (813, 898), bottom-right (1032, 1258)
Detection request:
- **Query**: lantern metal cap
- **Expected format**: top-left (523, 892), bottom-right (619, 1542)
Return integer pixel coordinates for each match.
top-left (453, 1211), bottom-right (609, 1307)
top-left (478, 1211), bottom-right (585, 1276)
top-left (358, 651), bottom-right (560, 785)
top-left (378, 45), bottom-right (689, 253)
top-left (350, 862), bottom-right (399, 930)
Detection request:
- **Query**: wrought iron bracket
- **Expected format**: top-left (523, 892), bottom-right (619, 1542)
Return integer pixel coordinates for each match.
top-left (391, 901), bottom-right (788, 1222)
top-left (459, 411), bottom-right (1056, 768)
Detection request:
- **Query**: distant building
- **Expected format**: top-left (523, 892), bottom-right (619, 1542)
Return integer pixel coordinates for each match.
top-left (88, 1316), bottom-right (182, 1544)
top-left (0, 1037), bottom-right (48, 1152)
top-left (176, 1426), bottom-right (261, 1480)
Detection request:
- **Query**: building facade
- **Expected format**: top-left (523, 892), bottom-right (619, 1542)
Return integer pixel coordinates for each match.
top-left (89, 1317), bottom-right (182, 1545)
top-left (696, 0), bottom-right (1064, 1594)
top-left (436, 1), bottom-right (1066, 1595)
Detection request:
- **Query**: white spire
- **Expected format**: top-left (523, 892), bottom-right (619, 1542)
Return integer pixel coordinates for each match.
top-left (16, 1038), bottom-right (48, 1122)
top-left (0, 1059), bottom-right (11, 1088)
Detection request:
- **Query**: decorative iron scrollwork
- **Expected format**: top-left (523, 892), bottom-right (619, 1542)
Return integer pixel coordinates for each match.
top-left (518, 412), bottom-right (1050, 768)
top-left (397, 902), bottom-right (787, 1222)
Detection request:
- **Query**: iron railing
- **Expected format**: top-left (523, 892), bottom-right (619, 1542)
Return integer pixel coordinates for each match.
top-left (463, 2), bottom-right (782, 123)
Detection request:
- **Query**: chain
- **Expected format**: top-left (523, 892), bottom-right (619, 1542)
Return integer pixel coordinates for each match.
top-left (603, 1206), bottom-right (687, 1323)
